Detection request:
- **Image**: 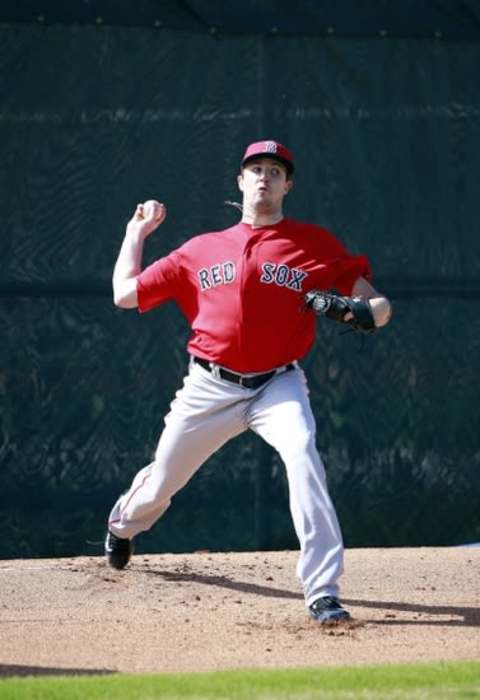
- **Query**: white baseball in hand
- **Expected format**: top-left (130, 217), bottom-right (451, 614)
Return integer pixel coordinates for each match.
top-left (142, 200), bottom-right (164, 222)
top-left (131, 199), bottom-right (167, 236)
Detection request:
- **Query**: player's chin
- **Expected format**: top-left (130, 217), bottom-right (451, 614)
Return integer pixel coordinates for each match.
top-left (253, 194), bottom-right (273, 210)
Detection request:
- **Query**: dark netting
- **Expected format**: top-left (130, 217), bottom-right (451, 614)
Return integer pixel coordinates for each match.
top-left (2, 1), bottom-right (480, 40)
top-left (1, 25), bottom-right (479, 557)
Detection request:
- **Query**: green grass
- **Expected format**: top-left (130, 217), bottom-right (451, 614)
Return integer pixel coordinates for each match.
top-left (0, 661), bottom-right (479, 699)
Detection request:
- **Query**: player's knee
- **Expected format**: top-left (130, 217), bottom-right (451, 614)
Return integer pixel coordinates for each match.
top-left (149, 462), bottom-right (189, 503)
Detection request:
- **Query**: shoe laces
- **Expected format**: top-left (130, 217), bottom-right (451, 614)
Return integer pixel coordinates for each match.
top-left (311, 596), bottom-right (341, 611)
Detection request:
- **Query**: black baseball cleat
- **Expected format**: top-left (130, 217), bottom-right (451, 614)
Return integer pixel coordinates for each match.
top-left (309, 596), bottom-right (351, 624)
top-left (105, 530), bottom-right (134, 570)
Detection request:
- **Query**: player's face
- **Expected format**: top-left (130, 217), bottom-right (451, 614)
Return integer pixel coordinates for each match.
top-left (238, 158), bottom-right (293, 212)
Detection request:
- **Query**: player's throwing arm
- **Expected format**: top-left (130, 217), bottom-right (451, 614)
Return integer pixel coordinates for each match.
top-left (112, 200), bottom-right (167, 309)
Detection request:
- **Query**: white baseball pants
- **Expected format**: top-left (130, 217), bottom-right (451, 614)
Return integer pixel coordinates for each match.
top-left (108, 358), bottom-right (344, 605)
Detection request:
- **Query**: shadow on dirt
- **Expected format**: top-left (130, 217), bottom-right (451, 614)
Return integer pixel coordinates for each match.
top-left (144, 569), bottom-right (479, 628)
top-left (343, 598), bottom-right (480, 627)
top-left (148, 567), bottom-right (304, 599)
top-left (0, 664), bottom-right (114, 678)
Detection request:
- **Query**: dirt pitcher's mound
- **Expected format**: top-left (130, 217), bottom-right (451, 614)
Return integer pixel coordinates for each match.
top-left (0, 547), bottom-right (478, 676)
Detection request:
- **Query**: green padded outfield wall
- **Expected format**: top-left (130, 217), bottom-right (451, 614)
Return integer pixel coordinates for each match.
top-left (1, 19), bottom-right (479, 557)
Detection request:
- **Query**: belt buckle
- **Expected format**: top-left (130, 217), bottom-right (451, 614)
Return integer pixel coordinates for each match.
top-left (210, 363), bottom-right (221, 380)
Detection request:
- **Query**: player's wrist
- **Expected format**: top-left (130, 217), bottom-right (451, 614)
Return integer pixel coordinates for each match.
top-left (125, 222), bottom-right (149, 242)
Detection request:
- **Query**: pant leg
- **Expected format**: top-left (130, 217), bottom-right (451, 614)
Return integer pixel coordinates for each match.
top-left (108, 361), bottom-right (248, 539)
top-left (246, 366), bottom-right (344, 606)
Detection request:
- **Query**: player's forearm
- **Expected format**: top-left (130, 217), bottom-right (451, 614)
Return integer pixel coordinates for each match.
top-left (112, 228), bottom-right (145, 308)
top-left (351, 277), bottom-right (392, 328)
top-left (112, 200), bottom-right (166, 309)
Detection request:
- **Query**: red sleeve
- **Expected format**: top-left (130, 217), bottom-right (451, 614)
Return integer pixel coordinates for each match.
top-left (312, 226), bottom-right (372, 296)
top-left (136, 251), bottom-right (182, 313)
top-left (331, 254), bottom-right (372, 295)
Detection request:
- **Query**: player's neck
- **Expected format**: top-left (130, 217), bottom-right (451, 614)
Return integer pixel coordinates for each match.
top-left (241, 205), bottom-right (284, 229)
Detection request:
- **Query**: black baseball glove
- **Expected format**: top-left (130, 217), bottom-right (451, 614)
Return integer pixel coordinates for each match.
top-left (304, 289), bottom-right (376, 333)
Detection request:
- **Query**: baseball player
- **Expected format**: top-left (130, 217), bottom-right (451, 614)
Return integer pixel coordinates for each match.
top-left (105, 140), bottom-right (392, 624)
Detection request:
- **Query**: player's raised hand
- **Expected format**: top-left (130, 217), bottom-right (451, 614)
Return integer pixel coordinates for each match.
top-left (128, 200), bottom-right (167, 238)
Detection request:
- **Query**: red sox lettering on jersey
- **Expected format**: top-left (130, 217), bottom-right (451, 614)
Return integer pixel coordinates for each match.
top-left (197, 261), bottom-right (308, 292)
top-left (197, 262), bottom-right (236, 290)
top-left (259, 262), bottom-right (308, 290)
top-left (137, 218), bottom-right (370, 373)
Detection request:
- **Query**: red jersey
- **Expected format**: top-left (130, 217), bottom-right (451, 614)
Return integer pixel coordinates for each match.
top-left (137, 218), bottom-right (371, 373)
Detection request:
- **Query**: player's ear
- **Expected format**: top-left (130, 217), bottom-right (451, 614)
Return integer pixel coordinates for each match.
top-left (237, 173), bottom-right (244, 192)
top-left (284, 179), bottom-right (293, 195)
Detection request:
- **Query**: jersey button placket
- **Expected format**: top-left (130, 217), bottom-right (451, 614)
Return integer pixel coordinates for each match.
top-left (237, 235), bottom-right (257, 363)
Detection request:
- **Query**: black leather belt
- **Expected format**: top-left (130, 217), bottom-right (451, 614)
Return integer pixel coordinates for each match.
top-left (194, 356), bottom-right (294, 389)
